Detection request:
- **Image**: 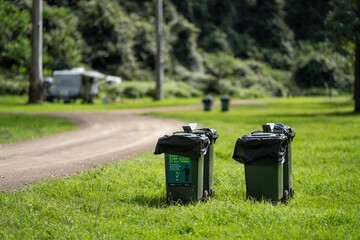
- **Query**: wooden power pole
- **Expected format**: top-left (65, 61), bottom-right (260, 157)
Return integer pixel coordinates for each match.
top-left (28, 0), bottom-right (43, 104)
top-left (155, 0), bottom-right (164, 100)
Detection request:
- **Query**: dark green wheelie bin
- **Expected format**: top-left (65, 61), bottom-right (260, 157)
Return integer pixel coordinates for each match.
top-left (172, 126), bottom-right (219, 198)
top-left (220, 96), bottom-right (230, 112)
top-left (195, 128), bottom-right (218, 197)
top-left (202, 96), bottom-right (214, 111)
top-left (232, 131), bottom-right (288, 202)
top-left (177, 127), bottom-right (218, 197)
top-left (154, 132), bottom-right (210, 203)
top-left (272, 123), bottom-right (296, 199)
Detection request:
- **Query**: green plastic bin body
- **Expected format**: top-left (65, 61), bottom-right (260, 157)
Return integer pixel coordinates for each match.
top-left (245, 162), bottom-right (284, 202)
top-left (174, 128), bottom-right (218, 198)
top-left (165, 154), bottom-right (204, 203)
top-left (221, 97), bottom-right (230, 112)
top-left (283, 133), bottom-right (295, 197)
top-left (203, 139), bottom-right (214, 196)
top-left (273, 124), bottom-right (296, 198)
top-left (233, 132), bottom-right (287, 202)
top-left (193, 128), bottom-right (218, 197)
top-left (203, 97), bottom-right (213, 111)
top-left (283, 139), bottom-right (293, 197)
top-left (154, 132), bottom-right (210, 203)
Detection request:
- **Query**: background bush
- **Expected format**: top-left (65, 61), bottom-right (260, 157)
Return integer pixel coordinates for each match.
top-left (292, 42), bottom-right (353, 95)
top-left (99, 81), bottom-right (202, 100)
top-left (0, 73), bottom-right (28, 95)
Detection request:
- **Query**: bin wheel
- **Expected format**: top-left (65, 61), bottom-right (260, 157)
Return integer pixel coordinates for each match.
top-left (282, 190), bottom-right (289, 203)
top-left (167, 194), bottom-right (173, 205)
top-left (290, 188), bottom-right (295, 198)
top-left (210, 188), bottom-right (215, 197)
top-left (203, 190), bottom-right (209, 199)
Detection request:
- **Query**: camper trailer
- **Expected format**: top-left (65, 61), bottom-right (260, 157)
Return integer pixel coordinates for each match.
top-left (46, 68), bottom-right (121, 103)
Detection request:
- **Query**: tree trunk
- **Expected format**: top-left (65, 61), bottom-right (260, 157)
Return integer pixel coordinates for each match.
top-left (355, 0), bottom-right (360, 113)
top-left (28, 0), bottom-right (43, 104)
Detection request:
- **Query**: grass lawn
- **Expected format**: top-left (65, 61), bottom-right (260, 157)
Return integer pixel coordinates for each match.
top-left (1, 97), bottom-right (360, 239)
top-left (0, 95), bottom-right (201, 112)
top-left (0, 114), bottom-right (76, 144)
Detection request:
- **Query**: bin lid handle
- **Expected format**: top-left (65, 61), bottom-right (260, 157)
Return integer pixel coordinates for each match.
top-left (182, 123), bottom-right (197, 133)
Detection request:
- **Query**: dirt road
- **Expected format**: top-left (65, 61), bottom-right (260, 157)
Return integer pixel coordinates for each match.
top-left (0, 109), bottom-right (186, 192)
top-left (0, 101), bottom-right (261, 192)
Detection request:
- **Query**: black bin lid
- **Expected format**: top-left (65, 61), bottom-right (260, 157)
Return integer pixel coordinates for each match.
top-left (154, 132), bottom-right (210, 158)
top-left (173, 127), bottom-right (219, 142)
top-left (232, 132), bottom-right (288, 165)
top-left (273, 123), bottom-right (296, 138)
top-left (193, 128), bottom-right (218, 141)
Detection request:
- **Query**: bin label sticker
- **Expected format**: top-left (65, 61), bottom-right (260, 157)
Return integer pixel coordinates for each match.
top-left (167, 154), bottom-right (192, 187)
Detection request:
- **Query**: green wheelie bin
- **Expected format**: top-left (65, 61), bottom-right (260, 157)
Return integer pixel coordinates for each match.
top-left (175, 126), bottom-right (218, 197)
top-left (154, 132), bottom-right (210, 203)
top-left (232, 131), bottom-right (288, 202)
top-left (195, 128), bottom-right (218, 197)
top-left (272, 123), bottom-right (296, 199)
top-left (202, 96), bottom-right (214, 111)
top-left (220, 95), bottom-right (230, 112)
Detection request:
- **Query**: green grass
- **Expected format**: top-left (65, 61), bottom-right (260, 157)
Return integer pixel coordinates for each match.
top-left (1, 97), bottom-right (360, 239)
top-left (0, 95), bottom-right (201, 112)
top-left (0, 114), bottom-right (76, 144)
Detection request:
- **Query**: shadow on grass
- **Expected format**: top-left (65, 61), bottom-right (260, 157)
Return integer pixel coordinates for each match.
top-left (326, 111), bottom-right (360, 117)
top-left (130, 195), bottom-right (168, 208)
top-left (129, 194), bottom-right (209, 208)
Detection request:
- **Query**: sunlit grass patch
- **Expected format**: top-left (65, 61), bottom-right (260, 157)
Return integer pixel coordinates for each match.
top-left (0, 114), bottom-right (76, 144)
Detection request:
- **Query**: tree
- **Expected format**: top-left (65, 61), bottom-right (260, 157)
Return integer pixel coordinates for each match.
top-left (0, 1), bottom-right (31, 70)
top-left (326, 0), bottom-right (360, 112)
top-left (28, 0), bottom-right (43, 104)
top-left (285, 0), bottom-right (331, 41)
top-left (42, 6), bottom-right (83, 70)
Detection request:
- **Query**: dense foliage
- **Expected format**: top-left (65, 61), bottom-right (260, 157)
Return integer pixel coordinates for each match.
top-left (0, 0), bottom-right (355, 97)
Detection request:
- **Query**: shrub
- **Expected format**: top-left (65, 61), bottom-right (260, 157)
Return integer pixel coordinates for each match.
top-left (0, 73), bottom-right (28, 95)
top-left (0, 80), bottom-right (28, 95)
top-left (228, 85), bottom-right (269, 99)
top-left (302, 87), bottom-right (339, 97)
top-left (164, 81), bottom-right (202, 98)
top-left (99, 80), bottom-right (202, 99)
top-left (292, 42), bottom-right (353, 95)
top-left (118, 82), bottom-right (153, 99)
top-left (202, 53), bottom-right (288, 97)
top-left (171, 66), bottom-right (216, 93)
top-left (294, 54), bottom-right (335, 89)
top-left (204, 52), bottom-right (242, 78)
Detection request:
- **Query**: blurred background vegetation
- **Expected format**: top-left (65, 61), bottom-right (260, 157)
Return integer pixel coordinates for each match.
top-left (0, 0), bottom-right (355, 99)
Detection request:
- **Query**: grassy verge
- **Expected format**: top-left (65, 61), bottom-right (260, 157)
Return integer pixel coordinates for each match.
top-left (0, 95), bottom-right (201, 112)
top-left (0, 114), bottom-right (76, 144)
top-left (1, 97), bottom-right (360, 239)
